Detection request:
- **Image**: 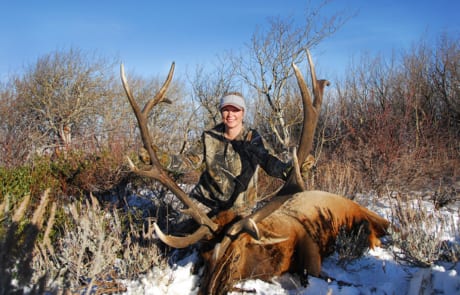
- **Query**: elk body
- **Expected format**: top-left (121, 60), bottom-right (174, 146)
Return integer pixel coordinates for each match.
top-left (201, 191), bottom-right (389, 294)
top-left (120, 51), bottom-right (390, 295)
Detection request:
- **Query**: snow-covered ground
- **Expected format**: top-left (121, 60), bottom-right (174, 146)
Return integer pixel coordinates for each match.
top-left (120, 191), bottom-right (460, 295)
top-left (120, 246), bottom-right (460, 295)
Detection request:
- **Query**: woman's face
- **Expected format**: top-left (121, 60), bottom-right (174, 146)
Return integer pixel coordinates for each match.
top-left (221, 105), bottom-right (244, 129)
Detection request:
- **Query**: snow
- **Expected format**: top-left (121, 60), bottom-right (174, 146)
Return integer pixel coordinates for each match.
top-left (119, 245), bottom-right (460, 295)
top-left (118, 192), bottom-right (460, 295)
top-left (121, 251), bottom-right (201, 295)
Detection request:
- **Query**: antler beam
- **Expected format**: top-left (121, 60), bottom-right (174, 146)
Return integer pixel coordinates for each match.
top-left (278, 49), bottom-right (330, 195)
top-left (121, 63), bottom-right (219, 246)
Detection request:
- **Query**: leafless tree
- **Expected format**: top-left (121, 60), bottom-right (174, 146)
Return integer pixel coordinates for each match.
top-left (232, 0), bottom-right (350, 150)
top-left (189, 58), bottom-right (237, 130)
top-left (0, 80), bottom-right (32, 166)
top-left (10, 48), bottom-right (117, 156)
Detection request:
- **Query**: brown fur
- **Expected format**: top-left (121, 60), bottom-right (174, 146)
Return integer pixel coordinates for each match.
top-left (199, 191), bottom-right (389, 295)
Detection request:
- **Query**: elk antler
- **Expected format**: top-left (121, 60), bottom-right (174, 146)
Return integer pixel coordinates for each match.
top-left (121, 63), bottom-right (219, 247)
top-left (212, 49), bottom-right (330, 262)
top-left (278, 49), bottom-right (330, 196)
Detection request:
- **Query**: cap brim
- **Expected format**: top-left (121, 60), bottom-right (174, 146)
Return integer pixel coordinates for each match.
top-left (220, 103), bottom-right (244, 110)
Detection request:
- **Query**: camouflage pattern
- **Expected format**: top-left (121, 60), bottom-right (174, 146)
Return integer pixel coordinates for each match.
top-left (189, 123), bottom-right (290, 215)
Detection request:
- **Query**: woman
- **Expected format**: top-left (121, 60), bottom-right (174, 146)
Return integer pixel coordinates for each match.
top-left (188, 92), bottom-right (291, 216)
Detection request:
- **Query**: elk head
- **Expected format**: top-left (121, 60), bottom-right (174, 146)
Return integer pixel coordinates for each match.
top-left (121, 51), bottom-right (389, 295)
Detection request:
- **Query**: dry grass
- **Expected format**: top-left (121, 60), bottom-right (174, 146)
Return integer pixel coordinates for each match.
top-left (0, 189), bottom-right (53, 295)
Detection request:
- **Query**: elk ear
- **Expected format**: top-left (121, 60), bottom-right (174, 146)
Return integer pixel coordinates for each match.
top-left (242, 218), bottom-right (260, 240)
top-left (253, 235), bottom-right (289, 245)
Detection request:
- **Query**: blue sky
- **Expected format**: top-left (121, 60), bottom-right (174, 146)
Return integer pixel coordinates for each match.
top-left (1, 0), bottom-right (459, 82)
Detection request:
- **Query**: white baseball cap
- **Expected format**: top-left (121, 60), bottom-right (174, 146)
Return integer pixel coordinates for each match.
top-left (219, 93), bottom-right (246, 111)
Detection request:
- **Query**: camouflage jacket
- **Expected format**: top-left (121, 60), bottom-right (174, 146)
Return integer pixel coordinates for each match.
top-left (189, 123), bottom-right (290, 215)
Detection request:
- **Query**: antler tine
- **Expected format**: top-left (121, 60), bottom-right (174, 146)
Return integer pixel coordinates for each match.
top-left (292, 62), bottom-right (313, 166)
top-left (120, 63), bottom-right (157, 167)
top-left (306, 50), bottom-right (330, 112)
top-left (121, 63), bottom-right (219, 248)
top-left (120, 63), bottom-right (142, 123)
top-left (143, 62), bottom-right (175, 115)
top-left (153, 223), bottom-right (214, 248)
top-left (292, 49), bottom-right (330, 165)
top-left (306, 50), bottom-right (319, 109)
top-left (212, 193), bottom-right (294, 263)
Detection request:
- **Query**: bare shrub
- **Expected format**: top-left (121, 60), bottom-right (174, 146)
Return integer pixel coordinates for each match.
top-left (58, 195), bottom-right (124, 288)
top-left (49, 147), bottom-right (128, 199)
top-left (386, 135), bottom-right (460, 193)
top-left (256, 156), bottom-right (361, 200)
top-left (31, 193), bottom-right (165, 293)
top-left (335, 221), bottom-right (371, 265)
top-left (431, 186), bottom-right (458, 209)
top-left (310, 159), bottom-right (361, 198)
top-left (4, 48), bottom-right (119, 162)
top-left (322, 34), bottom-right (459, 194)
top-left (1, 146), bottom-right (130, 205)
top-left (389, 193), bottom-right (460, 267)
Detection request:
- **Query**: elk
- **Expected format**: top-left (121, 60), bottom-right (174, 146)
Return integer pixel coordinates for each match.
top-left (120, 51), bottom-right (390, 295)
